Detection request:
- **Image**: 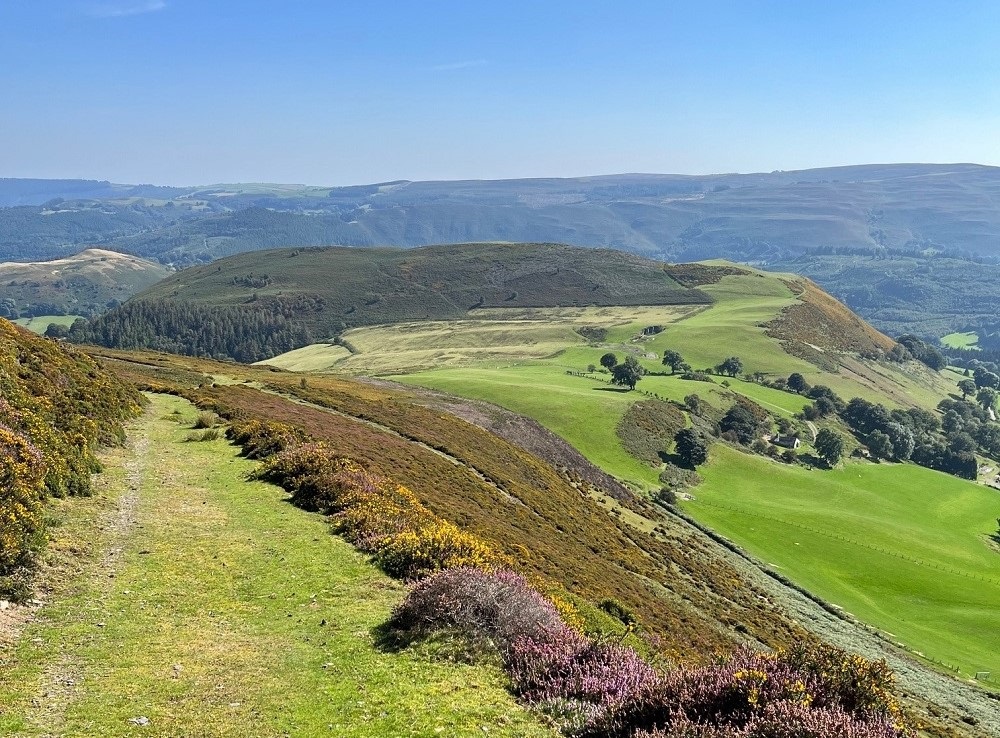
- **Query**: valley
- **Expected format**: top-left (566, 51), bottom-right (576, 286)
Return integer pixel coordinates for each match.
top-left (3, 245), bottom-right (999, 737)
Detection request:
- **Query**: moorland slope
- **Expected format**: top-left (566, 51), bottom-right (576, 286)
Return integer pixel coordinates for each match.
top-left (0, 249), bottom-right (170, 322)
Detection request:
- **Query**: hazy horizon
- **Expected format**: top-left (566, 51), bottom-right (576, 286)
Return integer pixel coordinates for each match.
top-left (4, 2), bottom-right (1000, 186)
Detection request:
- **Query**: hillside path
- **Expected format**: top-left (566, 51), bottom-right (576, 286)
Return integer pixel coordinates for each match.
top-left (0, 394), bottom-right (551, 738)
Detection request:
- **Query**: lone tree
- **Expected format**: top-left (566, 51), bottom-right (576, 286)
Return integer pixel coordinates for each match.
top-left (662, 349), bottom-right (685, 374)
top-left (787, 372), bottom-right (810, 394)
top-left (717, 356), bottom-right (743, 377)
top-left (611, 356), bottom-right (644, 390)
top-left (600, 352), bottom-right (618, 371)
top-left (674, 428), bottom-right (708, 468)
top-left (958, 378), bottom-right (977, 400)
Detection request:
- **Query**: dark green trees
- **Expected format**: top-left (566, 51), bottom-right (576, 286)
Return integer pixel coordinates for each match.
top-left (717, 356), bottom-right (743, 377)
top-left (661, 349), bottom-right (685, 374)
top-left (719, 405), bottom-right (759, 444)
top-left (958, 378), bottom-right (977, 400)
top-left (674, 428), bottom-right (708, 468)
top-left (814, 428), bottom-right (844, 467)
top-left (600, 352), bottom-right (618, 371)
top-left (611, 356), bottom-right (644, 390)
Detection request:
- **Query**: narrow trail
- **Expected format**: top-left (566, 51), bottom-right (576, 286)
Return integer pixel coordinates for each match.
top-left (0, 393), bottom-right (549, 738)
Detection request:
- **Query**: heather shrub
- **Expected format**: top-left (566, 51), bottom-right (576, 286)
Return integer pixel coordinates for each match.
top-left (582, 646), bottom-right (911, 738)
top-left (507, 633), bottom-right (658, 708)
top-left (391, 567), bottom-right (659, 733)
top-left (390, 567), bottom-right (570, 651)
top-left (227, 418), bottom-right (305, 459)
top-left (636, 702), bottom-right (904, 738)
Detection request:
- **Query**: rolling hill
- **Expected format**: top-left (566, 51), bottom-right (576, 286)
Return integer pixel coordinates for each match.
top-left (7, 165), bottom-right (1000, 336)
top-left (0, 248), bottom-right (170, 321)
top-left (70, 243), bottom-right (714, 360)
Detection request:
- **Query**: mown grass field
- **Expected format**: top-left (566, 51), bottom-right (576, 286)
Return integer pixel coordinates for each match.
top-left (0, 394), bottom-right (554, 737)
top-left (686, 445), bottom-right (1000, 683)
top-left (14, 314), bottom-right (82, 333)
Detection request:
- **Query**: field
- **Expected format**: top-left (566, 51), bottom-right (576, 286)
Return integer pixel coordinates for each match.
top-left (395, 365), bottom-right (663, 489)
top-left (941, 331), bottom-right (980, 350)
top-left (13, 314), bottom-right (82, 333)
top-left (686, 445), bottom-right (1000, 683)
top-left (0, 394), bottom-right (552, 737)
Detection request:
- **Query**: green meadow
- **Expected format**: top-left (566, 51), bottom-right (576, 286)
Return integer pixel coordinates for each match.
top-left (941, 331), bottom-right (980, 350)
top-left (14, 314), bottom-right (82, 333)
top-left (687, 445), bottom-right (1000, 682)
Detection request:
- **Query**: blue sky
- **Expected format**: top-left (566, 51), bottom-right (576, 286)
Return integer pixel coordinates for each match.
top-left (3, 1), bottom-right (1000, 185)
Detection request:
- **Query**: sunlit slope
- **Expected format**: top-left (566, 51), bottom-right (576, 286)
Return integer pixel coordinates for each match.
top-left (688, 445), bottom-right (1000, 681)
top-left (132, 242), bottom-right (711, 339)
top-left (0, 248), bottom-right (169, 318)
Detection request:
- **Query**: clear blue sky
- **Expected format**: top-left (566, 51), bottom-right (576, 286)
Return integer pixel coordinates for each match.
top-left (3, 1), bottom-right (1000, 185)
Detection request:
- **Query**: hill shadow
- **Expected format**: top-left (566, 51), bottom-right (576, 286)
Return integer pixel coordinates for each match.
top-left (592, 386), bottom-right (632, 393)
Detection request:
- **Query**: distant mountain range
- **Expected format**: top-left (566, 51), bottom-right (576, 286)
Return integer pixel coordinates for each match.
top-left (4, 164), bottom-right (1000, 336)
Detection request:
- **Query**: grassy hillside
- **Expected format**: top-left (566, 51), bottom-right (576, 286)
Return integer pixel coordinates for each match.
top-left (0, 393), bottom-right (554, 737)
top-left (689, 445), bottom-right (1000, 681)
top-left (0, 248), bottom-right (170, 320)
top-left (99, 349), bottom-right (809, 660)
top-left (74, 243), bottom-right (712, 358)
top-left (90, 347), bottom-right (1000, 735)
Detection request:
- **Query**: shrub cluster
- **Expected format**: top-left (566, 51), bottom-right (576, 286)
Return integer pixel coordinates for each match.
top-left (226, 418), bottom-right (306, 459)
top-left (392, 568), bottom-right (911, 738)
top-left (253, 443), bottom-right (508, 579)
top-left (585, 645), bottom-right (909, 738)
top-left (391, 567), bottom-right (658, 733)
top-left (0, 320), bottom-right (143, 595)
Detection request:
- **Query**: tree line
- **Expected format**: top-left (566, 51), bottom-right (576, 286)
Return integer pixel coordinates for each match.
top-left (68, 297), bottom-right (317, 363)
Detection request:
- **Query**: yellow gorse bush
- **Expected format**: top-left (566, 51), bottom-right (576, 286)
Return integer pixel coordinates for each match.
top-left (253, 441), bottom-right (510, 579)
top-left (0, 320), bottom-right (143, 591)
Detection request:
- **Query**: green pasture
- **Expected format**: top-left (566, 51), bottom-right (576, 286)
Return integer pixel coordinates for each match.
top-left (686, 445), bottom-right (1000, 682)
top-left (941, 332), bottom-right (980, 350)
top-left (13, 315), bottom-right (82, 333)
top-left (394, 365), bottom-right (662, 489)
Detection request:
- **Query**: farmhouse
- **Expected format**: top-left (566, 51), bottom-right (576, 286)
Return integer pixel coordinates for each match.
top-left (770, 434), bottom-right (801, 450)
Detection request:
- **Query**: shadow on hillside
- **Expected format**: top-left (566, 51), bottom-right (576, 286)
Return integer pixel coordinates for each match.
top-left (991, 519), bottom-right (1000, 549)
top-left (371, 621), bottom-right (411, 653)
top-left (797, 452), bottom-right (829, 470)
top-left (592, 386), bottom-right (632, 393)
top-left (659, 450), bottom-right (690, 469)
